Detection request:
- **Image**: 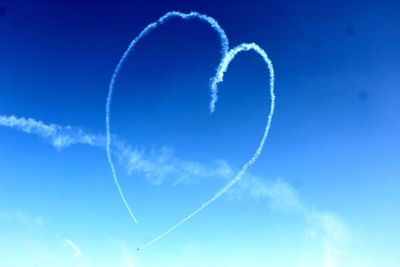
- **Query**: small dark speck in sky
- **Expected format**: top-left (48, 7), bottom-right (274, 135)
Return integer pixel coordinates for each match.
top-left (0, 6), bottom-right (7, 17)
top-left (358, 90), bottom-right (369, 102)
top-left (345, 25), bottom-right (355, 37)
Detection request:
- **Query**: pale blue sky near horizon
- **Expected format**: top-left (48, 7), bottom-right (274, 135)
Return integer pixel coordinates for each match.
top-left (0, 0), bottom-right (399, 266)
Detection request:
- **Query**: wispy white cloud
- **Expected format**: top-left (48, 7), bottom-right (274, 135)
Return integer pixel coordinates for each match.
top-left (64, 239), bottom-right (83, 258)
top-left (0, 115), bottom-right (103, 149)
top-left (227, 175), bottom-right (349, 267)
top-left (0, 211), bottom-right (44, 231)
top-left (0, 114), bottom-right (232, 187)
top-left (314, 212), bottom-right (347, 267)
top-left (227, 175), bottom-right (302, 213)
top-left (120, 243), bottom-right (137, 267)
top-left (0, 113), bottom-right (237, 227)
top-left (1, 115), bottom-right (350, 264)
top-left (114, 142), bottom-right (233, 186)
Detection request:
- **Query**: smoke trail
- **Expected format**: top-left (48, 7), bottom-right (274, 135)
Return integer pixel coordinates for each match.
top-left (106, 11), bottom-right (229, 224)
top-left (0, 114), bottom-right (234, 187)
top-left (0, 115), bottom-right (102, 148)
top-left (1, 11), bottom-right (276, 249)
top-left (138, 43), bottom-right (275, 250)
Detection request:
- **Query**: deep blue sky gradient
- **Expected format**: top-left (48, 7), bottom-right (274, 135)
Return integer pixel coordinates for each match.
top-left (0, 1), bottom-right (399, 266)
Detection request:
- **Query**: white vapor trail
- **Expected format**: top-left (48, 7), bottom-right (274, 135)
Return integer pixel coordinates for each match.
top-left (0, 115), bottom-right (102, 148)
top-left (106, 11), bottom-right (229, 225)
top-left (1, 11), bottom-right (276, 250)
top-left (0, 114), bottom-right (233, 186)
top-left (105, 11), bottom-right (275, 249)
top-left (138, 42), bottom-right (275, 250)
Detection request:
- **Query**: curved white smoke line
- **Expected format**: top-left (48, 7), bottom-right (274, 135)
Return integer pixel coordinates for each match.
top-left (210, 43), bottom-right (275, 113)
top-left (1, 11), bottom-right (276, 249)
top-left (106, 11), bottom-right (230, 225)
top-left (138, 43), bottom-right (275, 250)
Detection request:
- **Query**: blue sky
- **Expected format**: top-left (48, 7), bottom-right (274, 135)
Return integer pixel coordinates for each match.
top-left (0, 0), bottom-right (399, 266)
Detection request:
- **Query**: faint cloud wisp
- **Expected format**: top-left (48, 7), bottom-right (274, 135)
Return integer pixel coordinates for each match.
top-left (64, 239), bottom-right (83, 258)
top-left (228, 175), bottom-right (349, 267)
top-left (0, 114), bottom-right (232, 186)
top-left (1, 115), bottom-right (350, 264)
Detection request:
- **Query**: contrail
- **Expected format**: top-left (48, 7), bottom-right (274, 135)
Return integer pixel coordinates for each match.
top-left (138, 42), bottom-right (275, 250)
top-left (106, 11), bottom-right (275, 248)
top-left (106, 11), bottom-right (229, 225)
top-left (0, 11), bottom-right (276, 250)
top-left (0, 114), bottom-right (234, 187)
top-left (0, 115), bottom-right (103, 148)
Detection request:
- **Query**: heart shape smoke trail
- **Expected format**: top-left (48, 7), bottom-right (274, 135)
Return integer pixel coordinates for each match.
top-left (105, 11), bottom-right (275, 250)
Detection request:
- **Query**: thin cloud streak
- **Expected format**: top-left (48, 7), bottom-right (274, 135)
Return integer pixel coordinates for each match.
top-left (0, 114), bottom-right (233, 187)
top-left (0, 117), bottom-right (348, 263)
top-left (64, 239), bottom-right (82, 258)
top-left (228, 175), bottom-right (349, 267)
top-left (0, 211), bottom-right (44, 231)
top-left (0, 115), bottom-right (103, 149)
